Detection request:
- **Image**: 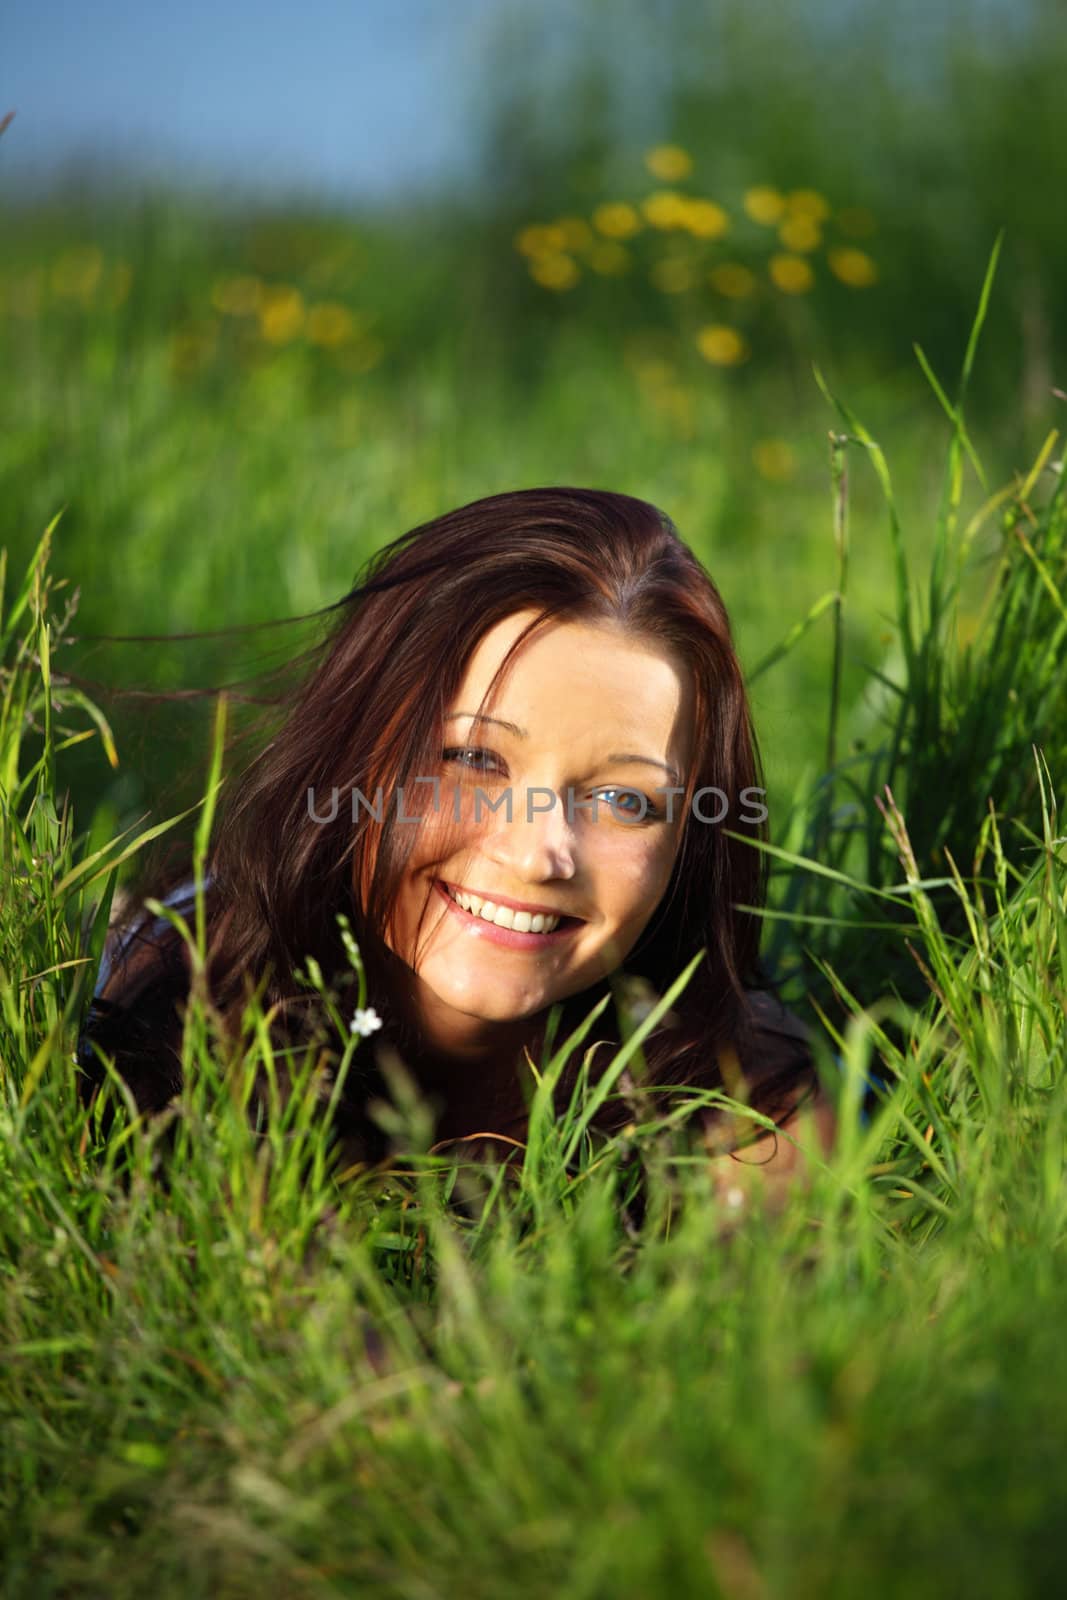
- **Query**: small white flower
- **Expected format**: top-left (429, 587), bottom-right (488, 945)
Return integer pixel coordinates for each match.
top-left (349, 1006), bottom-right (383, 1039)
top-left (725, 1185), bottom-right (746, 1210)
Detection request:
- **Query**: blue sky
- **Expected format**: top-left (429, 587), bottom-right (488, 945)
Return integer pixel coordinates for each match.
top-left (3, 0), bottom-right (1020, 202)
top-left (2, 0), bottom-right (503, 200)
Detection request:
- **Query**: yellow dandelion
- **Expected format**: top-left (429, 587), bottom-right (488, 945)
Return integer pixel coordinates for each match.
top-left (642, 190), bottom-right (689, 230)
top-left (650, 258), bottom-right (695, 294)
top-left (644, 143), bottom-right (694, 182)
top-left (51, 245), bottom-right (104, 301)
top-left (529, 254), bottom-right (580, 290)
top-left (752, 439), bottom-right (797, 482)
top-left (555, 216), bottom-right (594, 252)
top-left (588, 241), bottom-right (631, 275)
top-left (679, 198), bottom-right (729, 240)
top-left (306, 301), bottom-right (356, 347)
top-left (592, 202), bottom-right (642, 239)
top-left (769, 254), bottom-right (814, 294)
top-left (743, 186), bottom-right (786, 225)
top-left (514, 222), bottom-right (568, 256)
top-left (786, 188), bottom-right (831, 221)
top-left (778, 214), bottom-right (821, 253)
top-left (828, 247), bottom-right (878, 287)
top-left (709, 263), bottom-right (756, 299)
top-left (837, 206), bottom-right (876, 238)
top-left (259, 285), bottom-right (306, 343)
top-left (696, 324), bottom-right (750, 367)
top-left (211, 275), bottom-right (262, 316)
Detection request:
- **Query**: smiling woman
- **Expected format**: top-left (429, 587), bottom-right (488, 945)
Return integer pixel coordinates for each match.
top-left (77, 487), bottom-right (834, 1192)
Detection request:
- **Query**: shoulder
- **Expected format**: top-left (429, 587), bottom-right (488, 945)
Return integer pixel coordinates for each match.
top-left (722, 987), bottom-right (817, 1111)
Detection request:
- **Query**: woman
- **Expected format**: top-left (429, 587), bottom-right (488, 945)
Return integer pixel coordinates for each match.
top-left (78, 487), bottom-right (835, 1201)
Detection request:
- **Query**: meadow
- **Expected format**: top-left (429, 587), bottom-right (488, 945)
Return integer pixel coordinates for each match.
top-left (2, 145), bottom-right (1067, 1595)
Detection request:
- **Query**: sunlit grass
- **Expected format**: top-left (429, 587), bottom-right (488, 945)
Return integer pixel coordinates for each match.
top-left (1, 235), bottom-right (1066, 1593)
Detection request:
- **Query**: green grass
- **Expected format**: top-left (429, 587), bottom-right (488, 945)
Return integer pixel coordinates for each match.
top-left (2, 207), bottom-right (1067, 1595)
top-left (0, 191), bottom-right (1022, 830)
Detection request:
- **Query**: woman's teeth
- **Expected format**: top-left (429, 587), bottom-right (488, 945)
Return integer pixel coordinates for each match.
top-left (446, 885), bottom-right (561, 934)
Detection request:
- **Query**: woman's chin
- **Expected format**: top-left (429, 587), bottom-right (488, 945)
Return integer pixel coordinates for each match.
top-left (418, 969), bottom-right (550, 1026)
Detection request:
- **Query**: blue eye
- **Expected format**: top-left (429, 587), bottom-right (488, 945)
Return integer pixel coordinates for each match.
top-left (596, 787), bottom-right (662, 821)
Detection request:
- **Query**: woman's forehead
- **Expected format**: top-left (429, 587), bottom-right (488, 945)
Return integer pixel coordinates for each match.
top-left (460, 609), bottom-right (680, 678)
top-left (452, 610), bottom-right (696, 766)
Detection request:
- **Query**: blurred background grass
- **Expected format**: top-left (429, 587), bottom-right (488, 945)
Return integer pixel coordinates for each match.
top-left (3, 0), bottom-right (1065, 840)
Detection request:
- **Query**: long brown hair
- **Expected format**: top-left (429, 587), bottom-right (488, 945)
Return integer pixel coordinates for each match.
top-left (83, 487), bottom-right (805, 1150)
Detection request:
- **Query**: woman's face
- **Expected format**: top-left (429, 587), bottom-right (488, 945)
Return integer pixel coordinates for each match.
top-left (371, 609), bottom-right (696, 1059)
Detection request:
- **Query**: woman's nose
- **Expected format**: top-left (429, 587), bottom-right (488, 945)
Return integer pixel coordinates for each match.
top-left (481, 785), bottom-right (577, 881)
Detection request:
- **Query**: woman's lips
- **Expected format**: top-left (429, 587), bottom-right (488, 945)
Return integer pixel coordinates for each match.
top-left (433, 879), bottom-right (583, 949)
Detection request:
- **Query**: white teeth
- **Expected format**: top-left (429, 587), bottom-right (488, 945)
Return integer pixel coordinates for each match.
top-left (446, 885), bottom-right (561, 933)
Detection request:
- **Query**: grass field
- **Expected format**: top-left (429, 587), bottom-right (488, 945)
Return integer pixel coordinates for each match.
top-left (2, 182), bottom-right (1067, 1596)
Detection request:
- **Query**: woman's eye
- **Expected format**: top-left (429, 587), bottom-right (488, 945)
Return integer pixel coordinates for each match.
top-left (596, 787), bottom-right (661, 820)
top-left (442, 746), bottom-right (504, 775)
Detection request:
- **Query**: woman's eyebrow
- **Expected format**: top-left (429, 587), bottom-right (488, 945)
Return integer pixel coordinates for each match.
top-left (445, 713), bottom-right (681, 785)
top-left (445, 711), bottom-right (527, 737)
top-left (607, 753), bottom-right (683, 785)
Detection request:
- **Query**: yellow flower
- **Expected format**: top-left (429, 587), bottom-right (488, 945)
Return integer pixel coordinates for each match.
top-left (680, 198), bottom-right (729, 239)
top-left (529, 254), bottom-right (580, 290)
top-left (769, 254), bottom-right (814, 294)
top-left (592, 202), bottom-right (642, 239)
top-left (514, 222), bottom-right (568, 256)
top-left (709, 263), bottom-right (756, 299)
top-left (778, 214), bottom-right (821, 253)
top-left (650, 258), bottom-right (695, 293)
top-left (786, 188), bottom-right (831, 221)
top-left (696, 324), bottom-right (750, 367)
top-left (211, 275), bottom-right (262, 316)
top-left (51, 246), bottom-right (104, 301)
top-left (642, 190), bottom-right (689, 229)
top-left (644, 143), bottom-right (694, 182)
top-left (828, 247), bottom-right (878, 287)
top-left (555, 216), bottom-right (594, 251)
top-left (306, 301), bottom-right (356, 347)
top-left (752, 439), bottom-right (797, 482)
top-left (743, 186), bottom-right (786, 225)
top-left (587, 241), bottom-right (631, 275)
top-left (258, 285), bottom-right (305, 343)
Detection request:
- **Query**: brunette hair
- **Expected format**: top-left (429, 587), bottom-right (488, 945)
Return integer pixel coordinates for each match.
top-left (80, 487), bottom-right (812, 1154)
